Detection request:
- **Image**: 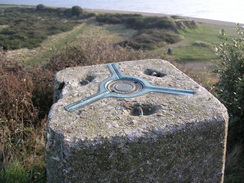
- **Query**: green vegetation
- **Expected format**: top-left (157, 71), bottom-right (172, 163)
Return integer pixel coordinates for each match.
top-left (0, 4), bottom-right (242, 183)
top-left (171, 23), bottom-right (237, 62)
top-left (71, 6), bottom-right (83, 17)
top-left (172, 44), bottom-right (217, 62)
top-left (0, 5), bottom-right (94, 50)
top-left (119, 29), bottom-right (183, 50)
top-left (35, 4), bottom-right (46, 11)
top-left (215, 25), bottom-right (244, 182)
top-left (0, 159), bottom-right (39, 183)
top-left (96, 13), bottom-right (198, 30)
top-left (96, 13), bottom-right (198, 50)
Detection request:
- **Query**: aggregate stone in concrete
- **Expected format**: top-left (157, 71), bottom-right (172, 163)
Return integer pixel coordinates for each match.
top-left (46, 59), bottom-right (228, 183)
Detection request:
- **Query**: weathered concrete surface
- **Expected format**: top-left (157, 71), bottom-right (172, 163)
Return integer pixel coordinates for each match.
top-left (46, 59), bottom-right (228, 183)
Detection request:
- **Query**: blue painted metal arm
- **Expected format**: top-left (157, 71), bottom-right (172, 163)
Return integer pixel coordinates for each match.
top-left (144, 86), bottom-right (195, 95)
top-left (64, 91), bottom-right (110, 112)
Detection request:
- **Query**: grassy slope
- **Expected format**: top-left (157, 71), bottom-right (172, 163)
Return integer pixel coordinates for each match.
top-left (171, 23), bottom-right (236, 62)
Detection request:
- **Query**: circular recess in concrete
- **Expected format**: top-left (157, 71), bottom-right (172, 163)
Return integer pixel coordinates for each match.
top-left (107, 79), bottom-right (143, 94)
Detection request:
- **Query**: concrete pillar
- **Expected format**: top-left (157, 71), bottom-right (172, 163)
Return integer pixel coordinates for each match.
top-left (46, 59), bottom-right (228, 182)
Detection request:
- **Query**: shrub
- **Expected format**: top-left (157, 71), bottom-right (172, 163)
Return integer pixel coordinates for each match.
top-left (155, 17), bottom-right (178, 31)
top-left (96, 14), bottom-right (122, 24)
top-left (215, 25), bottom-right (244, 182)
top-left (36, 4), bottom-right (46, 11)
top-left (215, 25), bottom-right (244, 144)
top-left (171, 15), bottom-right (182, 19)
top-left (126, 17), bottom-right (145, 29)
top-left (0, 58), bottom-right (36, 126)
top-left (125, 17), bottom-right (179, 31)
top-left (119, 29), bottom-right (182, 50)
top-left (96, 13), bottom-right (142, 24)
top-left (96, 14), bottom-right (180, 31)
top-left (71, 6), bottom-right (83, 17)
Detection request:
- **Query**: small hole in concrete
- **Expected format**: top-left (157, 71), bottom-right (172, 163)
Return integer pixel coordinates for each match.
top-left (80, 74), bottom-right (97, 86)
top-left (58, 82), bottom-right (65, 90)
top-left (143, 105), bottom-right (160, 115)
top-left (131, 106), bottom-right (144, 116)
top-left (130, 104), bottom-right (161, 116)
top-left (144, 69), bottom-right (166, 77)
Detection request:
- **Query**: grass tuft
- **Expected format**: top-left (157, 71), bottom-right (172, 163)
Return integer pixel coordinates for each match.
top-left (0, 159), bottom-right (29, 183)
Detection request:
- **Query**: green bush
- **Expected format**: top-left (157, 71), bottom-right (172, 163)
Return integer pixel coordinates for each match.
top-left (124, 16), bottom-right (197, 31)
top-left (124, 16), bottom-right (178, 31)
top-left (36, 4), bottom-right (46, 11)
top-left (71, 6), bottom-right (83, 17)
top-left (215, 25), bottom-right (244, 144)
top-left (119, 29), bottom-right (182, 50)
top-left (96, 13), bottom-right (142, 24)
top-left (215, 25), bottom-right (244, 182)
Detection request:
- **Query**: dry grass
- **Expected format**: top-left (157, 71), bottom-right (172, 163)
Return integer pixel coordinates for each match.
top-left (45, 34), bottom-right (151, 71)
top-left (0, 48), bottom-right (51, 182)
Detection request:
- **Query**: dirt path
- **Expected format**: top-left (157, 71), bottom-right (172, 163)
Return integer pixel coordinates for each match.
top-left (170, 40), bottom-right (189, 49)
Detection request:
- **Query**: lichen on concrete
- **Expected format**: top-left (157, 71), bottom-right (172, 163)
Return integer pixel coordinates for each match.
top-left (46, 59), bottom-right (228, 182)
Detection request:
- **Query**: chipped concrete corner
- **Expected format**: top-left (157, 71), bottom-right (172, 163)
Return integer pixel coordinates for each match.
top-left (46, 59), bottom-right (228, 183)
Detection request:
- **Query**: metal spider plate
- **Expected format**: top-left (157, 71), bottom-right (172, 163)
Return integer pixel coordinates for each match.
top-left (64, 64), bottom-right (195, 112)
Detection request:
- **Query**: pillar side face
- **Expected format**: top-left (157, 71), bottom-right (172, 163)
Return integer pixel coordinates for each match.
top-left (46, 59), bottom-right (228, 183)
